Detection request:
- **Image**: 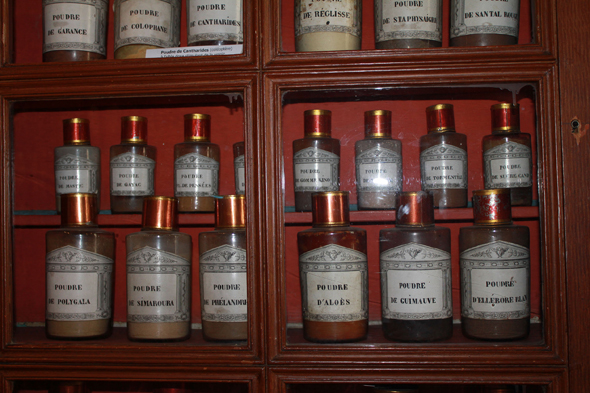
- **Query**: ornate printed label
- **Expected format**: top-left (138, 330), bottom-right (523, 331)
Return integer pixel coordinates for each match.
top-left (299, 244), bottom-right (368, 322)
top-left (355, 146), bottom-right (403, 193)
top-left (294, 0), bottom-right (361, 37)
top-left (380, 243), bottom-right (452, 320)
top-left (46, 245), bottom-right (113, 321)
top-left (187, 0), bottom-right (243, 43)
top-left (293, 147), bottom-right (340, 193)
top-left (420, 143), bottom-right (468, 190)
top-left (115, 0), bottom-right (180, 50)
top-left (43, 0), bottom-right (107, 54)
top-left (127, 247), bottom-right (190, 322)
top-left (484, 141), bottom-right (532, 188)
top-left (55, 154), bottom-right (99, 195)
top-left (460, 240), bottom-right (530, 320)
top-left (174, 153), bottom-right (219, 197)
top-left (200, 244), bottom-right (248, 322)
top-left (450, 0), bottom-right (519, 39)
top-left (234, 154), bottom-right (245, 194)
top-left (110, 152), bottom-right (155, 196)
top-left (375, 0), bottom-right (442, 42)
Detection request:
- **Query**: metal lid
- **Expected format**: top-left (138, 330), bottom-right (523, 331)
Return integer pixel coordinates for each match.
top-left (473, 189), bottom-right (512, 225)
top-left (142, 196), bottom-right (178, 230)
top-left (216, 195), bottom-right (246, 229)
top-left (491, 103), bottom-right (520, 133)
top-left (121, 115), bottom-right (147, 143)
top-left (60, 193), bottom-right (97, 227)
top-left (304, 109), bottom-right (332, 138)
top-left (482, 385), bottom-right (516, 393)
top-left (426, 103), bottom-right (455, 133)
top-left (63, 118), bottom-right (90, 145)
top-left (365, 110), bottom-right (392, 138)
top-left (396, 191), bottom-right (435, 226)
top-left (184, 113), bottom-right (211, 142)
top-left (54, 382), bottom-right (87, 393)
top-left (312, 191), bottom-right (349, 227)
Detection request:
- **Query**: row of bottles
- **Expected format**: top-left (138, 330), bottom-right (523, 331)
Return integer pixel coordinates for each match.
top-left (293, 104), bottom-right (533, 211)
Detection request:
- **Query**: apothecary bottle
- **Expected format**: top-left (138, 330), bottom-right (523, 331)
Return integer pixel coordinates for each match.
top-left (54, 118), bottom-right (100, 214)
top-left (234, 141), bottom-right (245, 195)
top-left (481, 386), bottom-right (516, 393)
top-left (450, 0), bottom-right (520, 47)
top-left (114, 0), bottom-right (181, 59)
top-left (294, 0), bottom-right (361, 51)
top-left (483, 103), bottom-right (533, 206)
top-left (420, 104), bottom-right (468, 208)
top-left (199, 195), bottom-right (248, 341)
top-left (374, 0), bottom-right (442, 49)
top-left (460, 189), bottom-right (530, 340)
top-left (379, 191), bottom-right (452, 342)
top-left (371, 386), bottom-right (419, 393)
top-left (110, 116), bottom-right (156, 214)
top-left (187, 0), bottom-right (243, 46)
top-left (174, 114), bottom-right (220, 212)
top-left (297, 191), bottom-right (368, 343)
top-left (46, 193), bottom-right (115, 339)
top-left (42, 0), bottom-right (108, 62)
top-left (49, 381), bottom-right (88, 393)
top-left (293, 110), bottom-right (340, 212)
top-left (126, 196), bottom-right (192, 341)
top-left (355, 110), bottom-right (402, 210)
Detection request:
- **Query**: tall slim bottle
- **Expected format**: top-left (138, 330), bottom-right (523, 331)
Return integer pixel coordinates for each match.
top-left (460, 189), bottom-right (530, 340)
top-left (379, 191), bottom-right (452, 342)
top-left (297, 191), bottom-right (368, 343)
top-left (420, 104), bottom-right (468, 208)
top-left (126, 196), bottom-right (192, 341)
top-left (199, 195), bottom-right (248, 341)
top-left (234, 141), bottom-right (245, 195)
top-left (54, 118), bottom-right (100, 213)
top-left (174, 114), bottom-right (220, 212)
top-left (110, 116), bottom-right (156, 213)
top-left (46, 193), bottom-right (115, 339)
top-left (293, 110), bottom-right (340, 212)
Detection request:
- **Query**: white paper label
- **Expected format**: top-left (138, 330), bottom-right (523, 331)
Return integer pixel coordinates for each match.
top-left (46, 246), bottom-right (113, 321)
top-left (375, 0), bottom-right (442, 42)
top-left (295, 0), bottom-right (361, 37)
top-left (187, 0), bottom-right (243, 43)
top-left (55, 154), bottom-right (99, 195)
top-left (356, 146), bottom-right (403, 192)
top-left (484, 141), bottom-right (532, 188)
top-left (420, 143), bottom-right (468, 190)
top-left (450, 0), bottom-right (519, 38)
top-left (115, 0), bottom-right (180, 49)
top-left (461, 240), bottom-right (530, 320)
top-left (235, 154), bottom-right (245, 194)
top-left (294, 147), bottom-right (339, 192)
top-left (174, 153), bottom-right (219, 197)
top-left (110, 152), bottom-right (155, 196)
top-left (299, 244), bottom-right (368, 322)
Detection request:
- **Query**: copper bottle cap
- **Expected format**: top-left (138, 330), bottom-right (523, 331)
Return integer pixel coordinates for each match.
top-left (54, 382), bottom-right (87, 393)
top-left (121, 116), bottom-right (147, 143)
top-left (473, 189), bottom-right (512, 225)
top-left (426, 104), bottom-right (455, 133)
top-left (365, 110), bottom-right (392, 138)
top-left (396, 191), bottom-right (434, 227)
top-left (482, 386), bottom-right (515, 393)
top-left (216, 195), bottom-right (246, 228)
top-left (142, 196), bottom-right (178, 230)
top-left (304, 109), bottom-right (332, 138)
top-left (312, 191), bottom-right (349, 227)
top-left (61, 193), bottom-right (97, 226)
top-left (491, 103), bottom-right (520, 133)
top-left (184, 113), bottom-right (211, 142)
top-left (63, 118), bottom-right (90, 145)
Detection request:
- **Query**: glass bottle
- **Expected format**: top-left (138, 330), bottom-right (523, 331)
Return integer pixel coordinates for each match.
top-left (42, 0), bottom-right (108, 62)
top-left (297, 191), bottom-right (368, 343)
top-left (45, 193), bottom-right (115, 339)
top-left (294, 0), bottom-right (361, 51)
top-left (233, 141), bottom-right (246, 195)
top-left (371, 386), bottom-right (419, 393)
top-left (481, 386), bottom-right (516, 393)
top-left (126, 196), bottom-right (192, 341)
top-left (450, 0), bottom-right (520, 47)
top-left (186, 0), bottom-right (243, 46)
top-left (114, 0), bottom-right (181, 59)
top-left (374, 0), bottom-right (442, 49)
top-left (110, 116), bottom-right (156, 214)
top-left (293, 110), bottom-right (340, 212)
top-left (379, 191), bottom-right (452, 342)
top-left (420, 104), bottom-right (468, 208)
top-left (54, 118), bottom-right (100, 214)
top-left (174, 114), bottom-right (220, 213)
top-left (460, 189), bottom-right (530, 340)
top-left (199, 195), bottom-right (248, 341)
top-left (483, 103), bottom-right (533, 206)
top-left (355, 110), bottom-right (403, 210)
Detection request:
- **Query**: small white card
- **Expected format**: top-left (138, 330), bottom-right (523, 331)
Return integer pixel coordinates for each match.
top-left (145, 44), bottom-right (243, 58)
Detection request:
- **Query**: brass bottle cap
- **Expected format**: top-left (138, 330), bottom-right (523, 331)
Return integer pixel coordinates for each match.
top-left (491, 103), bottom-right (520, 133)
top-left (121, 116), bottom-right (147, 143)
top-left (396, 191), bottom-right (434, 227)
top-left (304, 109), bottom-right (332, 138)
top-left (482, 386), bottom-right (515, 393)
top-left (63, 118), bottom-right (90, 145)
top-left (472, 189), bottom-right (512, 225)
top-left (365, 110), bottom-right (392, 138)
top-left (312, 191), bottom-right (349, 227)
top-left (426, 103), bottom-right (455, 133)
top-left (53, 382), bottom-right (87, 393)
top-left (216, 195), bottom-right (246, 228)
top-left (60, 193), bottom-right (97, 227)
top-left (142, 196), bottom-right (178, 230)
top-left (184, 113), bottom-right (211, 142)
